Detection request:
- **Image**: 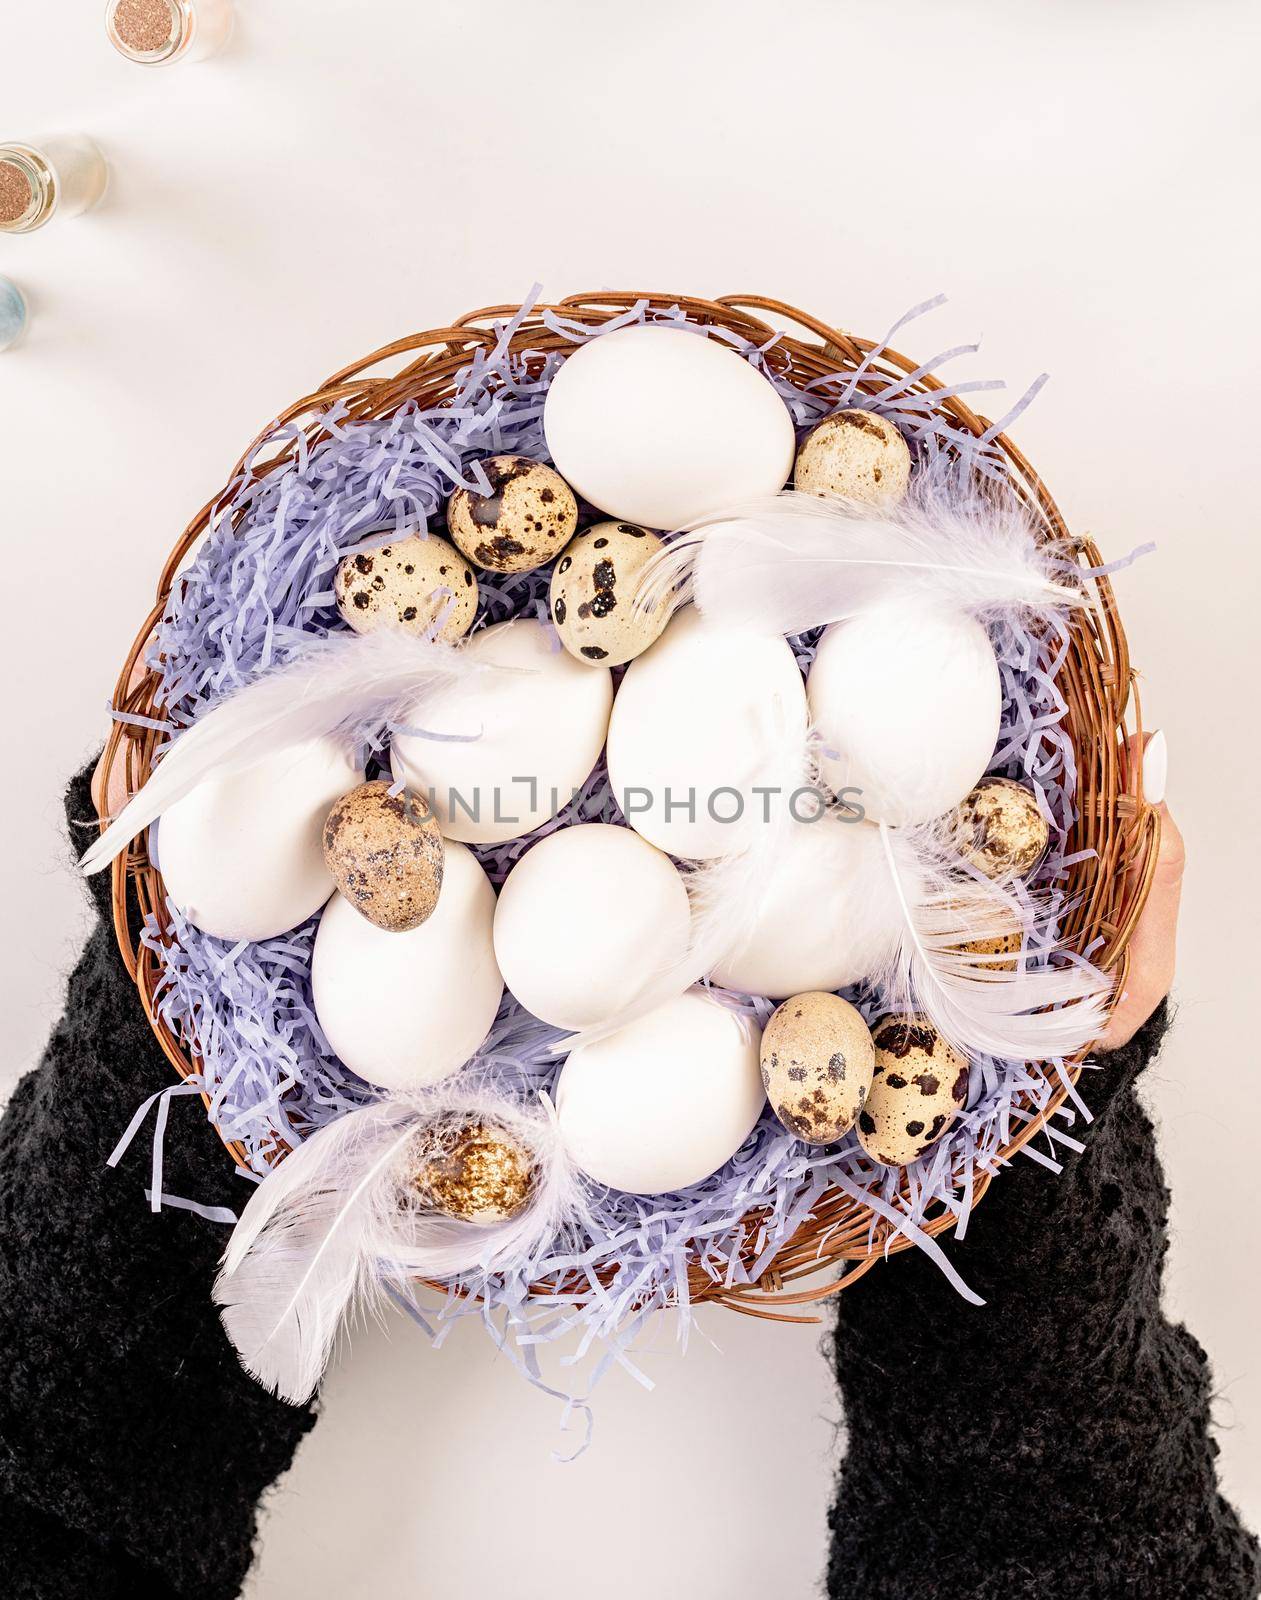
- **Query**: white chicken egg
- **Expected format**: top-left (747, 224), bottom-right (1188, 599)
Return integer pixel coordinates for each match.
top-left (156, 736), bottom-right (359, 942)
top-left (710, 817), bottom-right (898, 998)
top-left (606, 605), bottom-right (808, 860)
top-left (807, 604), bottom-right (1002, 826)
top-left (542, 324), bottom-right (796, 530)
top-left (494, 823), bottom-right (690, 1030)
top-left (392, 617), bottom-right (613, 845)
top-left (556, 991), bottom-right (765, 1195)
top-left (311, 839), bottom-right (502, 1091)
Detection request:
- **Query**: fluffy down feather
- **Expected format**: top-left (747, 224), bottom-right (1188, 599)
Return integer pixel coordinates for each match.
top-left (81, 628), bottom-right (500, 876)
top-left (635, 483), bottom-right (1087, 638)
top-left (871, 819), bottom-right (1113, 1063)
top-left (214, 1085), bottom-right (589, 1405)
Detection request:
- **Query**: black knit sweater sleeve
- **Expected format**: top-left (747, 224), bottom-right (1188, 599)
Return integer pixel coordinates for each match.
top-left (828, 1002), bottom-right (1261, 1599)
top-left (0, 765), bottom-right (316, 1600)
top-left (4, 769), bottom-right (1257, 1600)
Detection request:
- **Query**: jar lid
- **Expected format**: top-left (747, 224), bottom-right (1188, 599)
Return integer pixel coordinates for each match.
top-left (0, 148), bottom-right (51, 234)
top-left (106, 0), bottom-right (183, 63)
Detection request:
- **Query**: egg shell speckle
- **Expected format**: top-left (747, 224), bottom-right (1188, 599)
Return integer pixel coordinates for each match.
top-left (322, 780), bottom-right (445, 932)
top-left (760, 992), bottom-right (875, 1145)
top-left (858, 1015), bottom-right (970, 1167)
top-left (550, 521), bottom-right (669, 666)
top-left (955, 906), bottom-right (1024, 973)
top-left (335, 534), bottom-right (477, 643)
top-left (794, 408), bottom-right (912, 504)
top-left (954, 776), bottom-right (1051, 879)
top-left (447, 455), bottom-right (577, 573)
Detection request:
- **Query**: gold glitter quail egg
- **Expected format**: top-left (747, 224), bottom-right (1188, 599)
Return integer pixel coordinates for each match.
top-left (794, 408), bottom-right (912, 505)
top-left (550, 521), bottom-right (669, 666)
top-left (322, 780), bottom-right (445, 932)
top-left (858, 1015), bottom-right (970, 1167)
top-left (760, 992), bottom-right (875, 1146)
top-left (335, 534), bottom-right (477, 644)
top-left (413, 1120), bottom-right (536, 1224)
top-left (447, 455), bottom-right (578, 574)
top-left (953, 776), bottom-right (1051, 880)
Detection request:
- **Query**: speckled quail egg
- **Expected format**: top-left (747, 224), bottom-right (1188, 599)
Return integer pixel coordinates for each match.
top-left (760, 992), bottom-right (875, 1145)
top-left (335, 534), bottom-right (477, 644)
top-left (550, 521), bottom-right (669, 666)
top-left (954, 905), bottom-right (1025, 973)
top-left (447, 455), bottom-right (578, 574)
top-left (322, 780), bottom-right (445, 932)
top-left (953, 776), bottom-right (1051, 880)
top-left (794, 408), bottom-right (912, 505)
top-left (858, 1016), bottom-right (970, 1167)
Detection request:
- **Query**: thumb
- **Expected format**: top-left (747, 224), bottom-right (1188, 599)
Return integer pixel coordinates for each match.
top-left (1099, 732), bottom-right (1184, 1049)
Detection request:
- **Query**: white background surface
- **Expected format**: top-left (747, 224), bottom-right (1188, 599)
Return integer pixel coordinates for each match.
top-left (2, 2), bottom-right (1259, 1595)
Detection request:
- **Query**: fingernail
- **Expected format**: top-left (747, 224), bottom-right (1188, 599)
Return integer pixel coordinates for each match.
top-left (1142, 729), bottom-right (1167, 805)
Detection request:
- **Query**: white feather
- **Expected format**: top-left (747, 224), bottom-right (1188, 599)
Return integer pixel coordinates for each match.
top-left (679, 750), bottom-right (856, 990)
top-left (871, 820), bottom-right (1112, 1063)
top-left (215, 1100), bottom-right (417, 1404)
top-left (556, 723), bottom-right (1107, 1067)
top-left (635, 484), bottom-right (1086, 638)
top-left (214, 1085), bottom-right (590, 1405)
top-left (81, 628), bottom-right (498, 876)
top-left (697, 806), bottom-right (899, 994)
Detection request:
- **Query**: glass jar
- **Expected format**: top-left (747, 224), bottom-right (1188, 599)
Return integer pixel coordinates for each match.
top-left (0, 137), bottom-right (109, 234)
top-left (105, 0), bottom-right (234, 65)
top-left (0, 278), bottom-right (28, 351)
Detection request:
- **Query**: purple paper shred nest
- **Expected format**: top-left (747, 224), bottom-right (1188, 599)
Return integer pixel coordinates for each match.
top-left (139, 291), bottom-right (1098, 1368)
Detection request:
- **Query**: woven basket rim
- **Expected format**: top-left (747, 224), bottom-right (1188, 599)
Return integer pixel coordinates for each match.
top-left (95, 290), bottom-right (1161, 1322)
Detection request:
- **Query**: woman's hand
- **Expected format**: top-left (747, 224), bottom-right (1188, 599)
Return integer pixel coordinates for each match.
top-left (1100, 731), bottom-right (1184, 1048)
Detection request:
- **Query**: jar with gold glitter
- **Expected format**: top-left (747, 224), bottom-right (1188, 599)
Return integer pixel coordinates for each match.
top-left (412, 1120), bottom-right (536, 1226)
top-left (105, 0), bottom-right (234, 65)
top-left (0, 137), bottom-right (108, 235)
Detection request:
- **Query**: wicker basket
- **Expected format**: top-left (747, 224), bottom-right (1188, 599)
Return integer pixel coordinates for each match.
top-left (95, 291), bottom-right (1160, 1323)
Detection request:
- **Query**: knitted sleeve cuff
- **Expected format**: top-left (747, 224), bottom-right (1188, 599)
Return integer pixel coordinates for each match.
top-left (1080, 997), bottom-right (1172, 1118)
top-left (65, 759), bottom-right (114, 926)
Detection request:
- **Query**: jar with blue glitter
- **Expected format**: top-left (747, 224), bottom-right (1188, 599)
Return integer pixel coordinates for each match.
top-left (0, 278), bottom-right (27, 351)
